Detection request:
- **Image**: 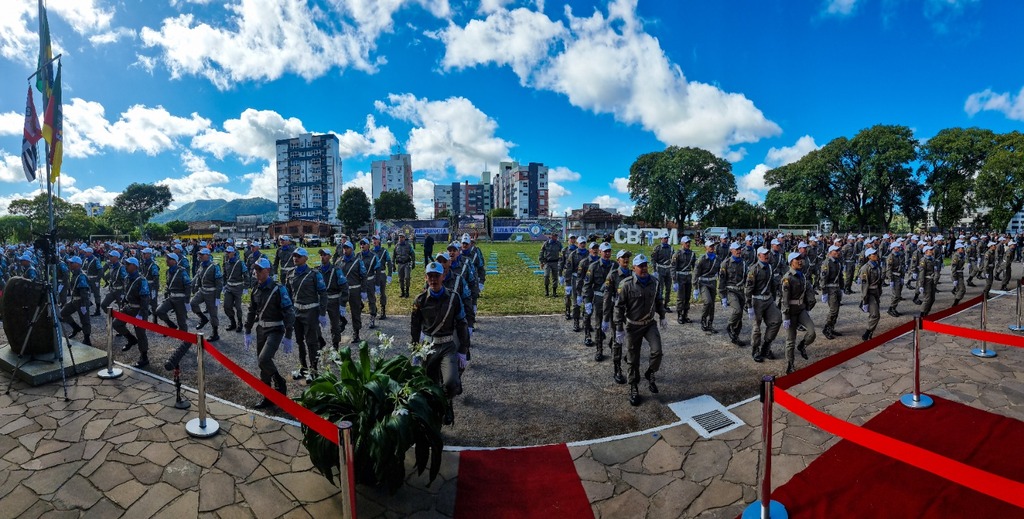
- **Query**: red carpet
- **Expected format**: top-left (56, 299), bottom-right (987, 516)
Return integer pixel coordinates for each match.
top-left (769, 397), bottom-right (1024, 518)
top-left (455, 444), bottom-right (594, 519)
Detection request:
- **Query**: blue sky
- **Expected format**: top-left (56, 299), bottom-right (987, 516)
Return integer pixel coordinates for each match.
top-left (1, 0), bottom-right (1022, 219)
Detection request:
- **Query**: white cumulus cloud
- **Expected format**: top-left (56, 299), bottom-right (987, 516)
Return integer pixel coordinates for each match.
top-left (964, 87), bottom-right (1024, 121)
top-left (156, 151), bottom-right (246, 208)
top-left (610, 177), bottom-right (629, 194)
top-left (193, 108), bottom-right (307, 163)
top-left (412, 178), bottom-right (435, 218)
top-left (737, 135), bottom-right (820, 202)
top-left (591, 195), bottom-right (633, 216)
top-left (548, 180), bottom-right (571, 215)
top-left (342, 170), bottom-right (373, 198)
top-left (548, 166), bottom-right (581, 182)
top-left (376, 93), bottom-right (513, 178)
top-left (823, 0), bottom-right (858, 16)
top-left (62, 98), bottom-right (211, 158)
top-left (437, 0), bottom-right (780, 158)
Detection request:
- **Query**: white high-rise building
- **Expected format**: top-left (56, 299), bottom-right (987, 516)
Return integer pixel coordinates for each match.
top-left (493, 161), bottom-right (549, 218)
top-left (275, 133), bottom-right (342, 224)
top-left (371, 153), bottom-right (413, 200)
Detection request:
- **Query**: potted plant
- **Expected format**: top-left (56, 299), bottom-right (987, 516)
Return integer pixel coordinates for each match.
top-left (297, 334), bottom-right (448, 493)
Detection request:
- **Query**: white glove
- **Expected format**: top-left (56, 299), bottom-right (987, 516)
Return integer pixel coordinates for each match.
top-left (375, 286), bottom-right (381, 295)
top-left (244, 334), bottom-right (253, 351)
top-left (576, 295), bottom-right (583, 305)
top-left (412, 356), bottom-right (421, 366)
top-left (659, 318), bottom-right (667, 329)
top-left (615, 331), bottom-right (625, 343)
top-left (479, 283), bottom-right (484, 292)
top-left (601, 321), bottom-right (610, 333)
top-left (457, 353), bottom-right (468, 370)
top-left (912, 273), bottom-right (918, 281)
top-left (243, 289), bottom-right (249, 296)
top-left (318, 315), bottom-right (328, 327)
top-left (361, 292), bottom-right (368, 301)
top-left (58, 284), bottom-right (64, 293)
top-left (821, 293), bottom-right (828, 303)
top-left (282, 338), bottom-right (294, 354)
top-left (80, 306), bottom-right (88, 315)
top-left (722, 298), bottom-right (729, 308)
top-left (387, 276), bottom-right (392, 284)
top-left (339, 306), bottom-right (346, 317)
top-left (214, 299), bottom-right (220, 308)
top-left (693, 289), bottom-right (701, 301)
top-left (855, 277), bottom-right (861, 285)
top-left (953, 280), bottom-right (959, 288)
top-left (747, 307), bottom-right (754, 319)
top-left (585, 302), bottom-right (593, 315)
top-left (783, 319), bottom-right (791, 330)
top-left (673, 283), bottom-right (679, 292)
top-left (919, 287), bottom-right (925, 294)
top-left (564, 286), bottom-right (572, 296)
top-left (135, 314), bottom-right (143, 320)
top-left (468, 327), bottom-right (474, 337)
top-left (185, 303), bottom-right (192, 312)
top-left (558, 276), bottom-right (564, 285)
top-left (861, 304), bottom-right (869, 313)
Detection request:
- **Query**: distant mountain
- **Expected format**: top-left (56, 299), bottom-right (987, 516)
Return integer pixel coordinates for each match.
top-left (151, 198), bottom-right (277, 223)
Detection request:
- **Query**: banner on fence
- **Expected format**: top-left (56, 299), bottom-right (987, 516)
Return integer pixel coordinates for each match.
top-left (376, 219), bottom-right (449, 240)
top-left (492, 218), bottom-right (563, 241)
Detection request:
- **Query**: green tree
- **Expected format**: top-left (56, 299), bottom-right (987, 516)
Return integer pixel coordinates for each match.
top-left (143, 222), bottom-right (172, 240)
top-left (628, 146), bottom-right (737, 225)
top-left (435, 209), bottom-right (451, 218)
top-left (373, 191), bottom-right (417, 220)
top-left (0, 215), bottom-right (33, 243)
top-left (703, 200), bottom-right (774, 229)
top-left (112, 183), bottom-right (173, 232)
top-left (8, 193), bottom-right (79, 231)
top-left (60, 208), bottom-right (97, 240)
top-left (919, 127), bottom-right (997, 230)
top-left (337, 187), bottom-right (371, 234)
top-left (166, 220), bottom-right (190, 234)
top-left (975, 131), bottom-right (1024, 232)
top-left (99, 207), bottom-right (137, 234)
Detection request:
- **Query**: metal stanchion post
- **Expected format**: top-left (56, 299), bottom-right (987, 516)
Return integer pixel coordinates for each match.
top-left (743, 376), bottom-right (788, 519)
top-left (186, 333), bottom-right (220, 438)
top-left (1008, 279), bottom-right (1023, 332)
top-left (972, 294), bottom-right (997, 358)
top-left (901, 316), bottom-right (934, 409)
top-left (173, 367), bottom-right (191, 410)
top-left (97, 308), bottom-right (122, 379)
top-left (336, 420), bottom-right (357, 519)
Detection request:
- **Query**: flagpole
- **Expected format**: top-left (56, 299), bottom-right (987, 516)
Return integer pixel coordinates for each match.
top-left (26, 53), bottom-right (62, 82)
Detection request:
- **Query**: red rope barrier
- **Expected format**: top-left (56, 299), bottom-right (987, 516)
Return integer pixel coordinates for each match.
top-left (199, 340), bottom-right (340, 446)
top-left (922, 320), bottom-right (1024, 350)
top-left (922, 295), bottom-right (984, 322)
top-left (774, 388), bottom-right (1024, 509)
top-left (111, 310), bottom-right (201, 344)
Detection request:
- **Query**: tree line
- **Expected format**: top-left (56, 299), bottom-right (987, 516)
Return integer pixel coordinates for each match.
top-left (627, 125), bottom-right (1024, 232)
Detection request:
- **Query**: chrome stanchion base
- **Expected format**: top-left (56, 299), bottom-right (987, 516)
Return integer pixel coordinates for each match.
top-left (97, 367), bottom-right (123, 379)
top-left (970, 347), bottom-right (997, 358)
top-left (742, 500), bottom-right (788, 519)
top-left (900, 393), bottom-right (934, 409)
top-left (185, 418), bottom-right (220, 438)
top-left (1008, 325), bottom-right (1024, 332)
top-left (174, 399), bottom-right (192, 410)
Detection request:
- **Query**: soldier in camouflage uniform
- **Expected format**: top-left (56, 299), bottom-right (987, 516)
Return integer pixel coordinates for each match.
top-left (884, 240), bottom-right (907, 317)
top-left (335, 242), bottom-right (367, 343)
top-left (540, 231), bottom-right (563, 297)
top-left (614, 254), bottom-right (667, 407)
top-left (918, 245), bottom-right (938, 316)
top-left (561, 235), bottom-right (582, 321)
top-left (584, 243), bottom-right (615, 361)
top-left (719, 242), bottom-right (747, 346)
top-left (841, 235), bottom-right (857, 294)
top-left (565, 238), bottom-right (589, 332)
top-left (671, 237), bottom-right (697, 324)
top-left (859, 247), bottom-right (883, 341)
top-left (394, 234), bottom-right (416, 298)
top-left (693, 240), bottom-right (720, 334)
top-left (651, 235), bottom-right (674, 309)
top-left (999, 242), bottom-right (1016, 291)
top-left (576, 242), bottom-right (601, 346)
top-left (602, 250), bottom-right (632, 385)
top-left (950, 241), bottom-right (967, 306)
top-left (781, 253), bottom-right (816, 374)
top-left (745, 246), bottom-right (782, 362)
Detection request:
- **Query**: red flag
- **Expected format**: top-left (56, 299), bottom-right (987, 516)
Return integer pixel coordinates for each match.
top-left (24, 87), bottom-right (42, 145)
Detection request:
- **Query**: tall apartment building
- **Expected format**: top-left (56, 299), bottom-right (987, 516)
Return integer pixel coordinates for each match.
top-left (276, 133), bottom-right (342, 224)
top-left (371, 153), bottom-right (413, 200)
top-left (433, 172), bottom-right (494, 217)
top-left (493, 161), bottom-right (549, 218)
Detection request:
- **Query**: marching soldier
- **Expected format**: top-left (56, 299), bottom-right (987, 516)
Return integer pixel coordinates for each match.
top-left (745, 246), bottom-right (781, 362)
top-left (140, 248), bottom-right (161, 321)
top-left (966, 237), bottom-right (980, 287)
top-left (114, 257), bottom-right (152, 368)
top-left (919, 245), bottom-right (938, 316)
top-left (741, 236), bottom-right (757, 267)
top-left (982, 240), bottom-right (997, 297)
top-left (841, 235), bottom-right (857, 294)
top-left (82, 247), bottom-right (103, 315)
top-left (805, 236), bottom-right (821, 288)
top-left (244, 257), bottom-right (295, 409)
top-left (358, 239), bottom-right (382, 328)
top-left (602, 249), bottom-right (632, 385)
top-left (577, 242), bottom-right (601, 346)
top-left (60, 256), bottom-right (92, 346)
top-left (884, 240), bottom-right (907, 317)
top-left (394, 234), bottom-right (416, 298)
top-left (561, 235), bottom-right (581, 320)
top-left (246, 242), bottom-right (265, 283)
top-left (584, 243), bottom-right (615, 361)
top-left (190, 248), bottom-right (224, 341)
top-left (951, 241), bottom-right (967, 306)
top-left (651, 235), bottom-right (674, 308)
top-left (155, 253), bottom-right (191, 332)
top-left (671, 236), bottom-right (697, 324)
top-left (910, 239), bottom-right (924, 303)
top-left (719, 242), bottom-right (747, 346)
top-left (318, 248), bottom-right (349, 349)
top-left (999, 242), bottom-right (1016, 291)
top-left (859, 248), bottom-right (883, 341)
top-left (613, 254), bottom-right (667, 407)
top-left (335, 242), bottom-right (367, 343)
top-left (566, 238), bottom-right (589, 332)
top-left (693, 240), bottom-right (719, 334)
top-left (274, 235), bottom-right (297, 282)
top-left (286, 248), bottom-right (327, 381)
top-left (769, 239), bottom-right (787, 305)
top-left (540, 231), bottom-right (563, 297)
top-left (781, 252), bottom-right (816, 374)
top-left (370, 235), bottom-right (395, 320)
top-left (448, 242), bottom-right (478, 335)
top-left (100, 250), bottom-right (127, 315)
top-left (411, 261), bottom-right (472, 426)
top-left (462, 236), bottom-right (486, 303)
top-left (222, 246), bottom-right (248, 333)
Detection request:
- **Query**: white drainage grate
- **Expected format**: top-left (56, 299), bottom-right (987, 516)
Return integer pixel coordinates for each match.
top-left (667, 395), bottom-right (746, 438)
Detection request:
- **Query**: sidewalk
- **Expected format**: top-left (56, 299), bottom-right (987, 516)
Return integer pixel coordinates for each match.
top-left (0, 295), bottom-right (1020, 518)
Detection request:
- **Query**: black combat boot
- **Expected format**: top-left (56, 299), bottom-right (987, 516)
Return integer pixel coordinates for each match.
top-left (628, 384), bottom-right (640, 406)
top-left (134, 353), bottom-right (149, 369)
top-left (612, 361), bottom-right (626, 384)
top-left (681, 311), bottom-right (691, 324)
top-left (67, 322), bottom-right (82, 339)
top-left (196, 313), bottom-right (209, 329)
top-left (368, 316), bottom-right (377, 329)
top-left (92, 308), bottom-right (102, 317)
top-left (572, 319), bottom-right (582, 332)
top-left (831, 328), bottom-right (843, 337)
top-left (677, 312), bottom-right (684, 325)
top-left (121, 336), bottom-right (138, 352)
top-left (273, 373), bottom-right (287, 395)
top-left (887, 307), bottom-right (900, 317)
top-left (644, 370), bottom-right (659, 394)
top-left (379, 309), bottom-right (387, 320)
top-left (339, 315), bottom-right (348, 334)
top-left (797, 340), bottom-right (809, 360)
top-left (594, 341), bottom-right (604, 362)
top-left (760, 342), bottom-right (776, 360)
top-left (786, 360), bottom-right (795, 374)
top-left (82, 335), bottom-right (92, 346)
top-left (953, 298), bottom-right (961, 306)
top-left (752, 343), bottom-right (764, 363)
top-left (163, 317), bottom-right (178, 330)
top-left (584, 332), bottom-right (593, 346)
top-left (351, 330), bottom-right (361, 344)
top-left (861, 330), bottom-right (871, 341)
top-left (254, 374), bottom-right (275, 409)
top-left (209, 328), bottom-right (220, 342)
top-left (443, 399), bottom-right (455, 426)
top-left (226, 319), bottom-right (236, 332)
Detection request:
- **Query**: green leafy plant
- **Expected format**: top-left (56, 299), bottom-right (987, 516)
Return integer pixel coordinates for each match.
top-left (297, 336), bottom-right (448, 494)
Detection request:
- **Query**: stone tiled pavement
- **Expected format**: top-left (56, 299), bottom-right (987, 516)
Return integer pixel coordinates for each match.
top-left (0, 293), bottom-right (1021, 518)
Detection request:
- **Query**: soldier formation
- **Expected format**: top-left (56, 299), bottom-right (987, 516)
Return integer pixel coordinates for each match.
top-left (541, 230), bottom-right (1022, 406)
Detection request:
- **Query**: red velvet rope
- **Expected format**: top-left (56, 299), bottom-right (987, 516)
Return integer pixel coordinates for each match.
top-left (774, 388), bottom-right (1024, 509)
top-left (923, 320), bottom-right (1024, 350)
top-left (111, 310), bottom-right (201, 343)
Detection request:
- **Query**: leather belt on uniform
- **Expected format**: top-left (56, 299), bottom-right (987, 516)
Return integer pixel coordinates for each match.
top-left (259, 320), bottom-right (284, 328)
top-left (698, 276), bottom-right (716, 282)
top-left (752, 294), bottom-right (772, 301)
top-left (227, 282), bottom-right (245, 287)
top-left (788, 299), bottom-right (803, 305)
top-left (679, 271), bottom-right (692, 275)
top-left (627, 317), bottom-right (655, 326)
top-left (657, 263), bottom-right (671, 268)
top-left (200, 287), bottom-right (219, 294)
top-left (169, 291), bottom-right (187, 298)
top-left (327, 294), bottom-right (342, 300)
top-left (726, 285), bottom-right (742, 291)
top-left (425, 335), bottom-right (454, 345)
top-left (823, 283), bottom-right (840, 288)
top-left (295, 303), bottom-right (319, 310)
